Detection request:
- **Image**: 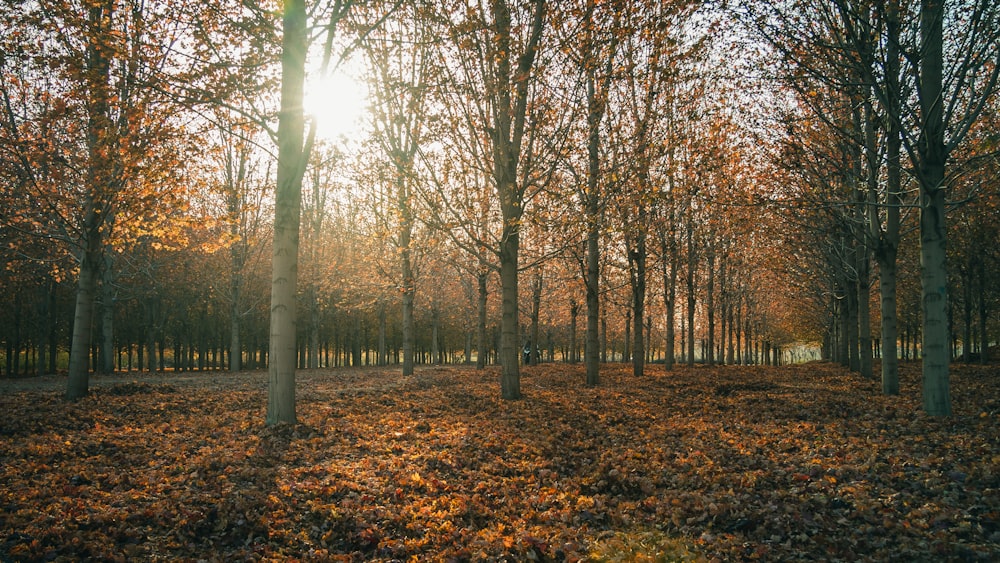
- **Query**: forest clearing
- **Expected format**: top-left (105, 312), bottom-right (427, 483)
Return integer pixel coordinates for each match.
top-left (2, 362), bottom-right (999, 562)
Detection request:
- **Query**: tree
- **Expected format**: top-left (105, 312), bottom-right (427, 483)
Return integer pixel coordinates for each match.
top-left (569, 0), bottom-right (620, 385)
top-left (427, 0), bottom-right (548, 399)
top-left (1, 0), bottom-right (196, 397)
top-left (364, 1), bottom-right (433, 377)
top-left (266, 0), bottom-right (309, 424)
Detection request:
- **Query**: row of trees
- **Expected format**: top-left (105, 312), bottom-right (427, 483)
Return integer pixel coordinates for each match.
top-left (1, 0), bottom-right (997, 422)
top-left (743, 0), bottom-right (1000, 415)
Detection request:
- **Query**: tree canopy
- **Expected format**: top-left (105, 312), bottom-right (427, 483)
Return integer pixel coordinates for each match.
top-left (0, 0), bottom-right (998, 419)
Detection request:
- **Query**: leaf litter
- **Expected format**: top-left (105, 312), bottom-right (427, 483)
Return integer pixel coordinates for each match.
top-left (1, 362), bottom-right (998, 562)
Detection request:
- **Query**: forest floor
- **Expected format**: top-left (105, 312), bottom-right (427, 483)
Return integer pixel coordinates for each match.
top-left (1, 361), bottom-right (999, 562)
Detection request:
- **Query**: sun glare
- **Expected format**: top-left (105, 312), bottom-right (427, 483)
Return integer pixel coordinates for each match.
top-left (304, 67), bottom-right (370, 142)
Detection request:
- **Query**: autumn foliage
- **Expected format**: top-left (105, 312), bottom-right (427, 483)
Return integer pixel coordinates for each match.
top-left (2, 362), bottom-right (999, 561)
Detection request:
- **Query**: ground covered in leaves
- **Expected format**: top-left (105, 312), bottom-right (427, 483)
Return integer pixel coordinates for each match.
top-left (1, 362), bottom-right (999, 562)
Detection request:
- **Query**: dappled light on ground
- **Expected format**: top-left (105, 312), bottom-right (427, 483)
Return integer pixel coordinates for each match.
top-left (2, 362), bottom-right (999, 561)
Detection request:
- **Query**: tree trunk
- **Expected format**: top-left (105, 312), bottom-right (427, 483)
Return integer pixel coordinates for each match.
top-left (530, 271), bottom-right (542, 365)
top-left (353, 316), bottom-right (363, 367)
top-left (857, 252), bottom-right (872, 378)
top-left (918, 0), bottom-right (950, 416)
top-left (399, 176), bottom-right (415, 375)
top-left (706, 246), bottom-right (715, 366)
top-left (490, 0), bottom-right (545, 400)
top-left (581, 0), bottom-right (614, 385)
top-left (662, 247), bottom-right (676, 370)
top-left (67, 250), bottom-right (100, 399)
top-left (585, 217), bottom-right (600, 384)
top-left (378, 304), bottom-right (387, 366)
top-left (624, 307), bottom-right (631, 363)
top-left (847, 278), bottom-right (860, 372)
top-left (66, 2), bottom-right (114, 399)
top-left (600, 313), bottom-right (607, 363)
top-left (230, 283), bottom-right (241, 371)
top-left (100, 257), bottom-right (115, 374)
top-left (686, 221), bottom-right (696, 366)
top-left (978, 259), bottom-right (988, 364)
top-left (878, 245), bottom-right (900, 392)
top-left (878, 2), bottom-right (902, 393)
top-left (569, 300), bottom-right (578, 364)
top-left (309, 286), bottom-right (320, 369)
top-left (499, 230), bottom-right (520, 398)
top-left (629, 226), bottom-right (646, 376)
top-left (963, 262), bottom-right (973, 362)
top-left (477, 268), bottom-right (488, 369)
top-left (267, 0), bottom-right (308, 426)
top-left (431, 304), bottom-right (441, 365)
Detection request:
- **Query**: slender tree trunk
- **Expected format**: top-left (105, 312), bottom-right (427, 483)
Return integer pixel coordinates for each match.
top-left (662, 247), bottom-right (676, 370)
top-left (735, 295), bottom-right (743, 365)
top-left (569, 300), bottom-right (578, 364)
top-left (378, 304), bottom-right (387, 366)
top-left (267, 0), bottom-right (308, 426)
top-left (853, 102), bottom-right (873, 380)
top-left (585, 218), bottom-right (600, 384)
top-left (624, 307), bottom-right (631, 363)
top-left (963, 263), bottom-right (973, 362)
top-left (706, 247), bottom-right (715, 366)
top-left (401, 251), bottom-right (415, 375)
top-left (499, 228), bottom-right (520, 398)
top-left (686, 221), bottom-right (696, 366)
top-left (490, 0), bottom-right (545, 400)
top-left (100, 257), bottom-right (115, 374)
top-left (629, 227), bottom-right (646, 376)
top-left (230, 267), bottom-right (242, 371)
top-left (878, 245), bottom-right (900, 391)
top-left (878, 2), bottom-right (902, 392)
top-left (67, 250), bottom-right (100, 398)
top-left (847, 277), bottom-right (860, 371)
top-left (309, 286), bottom-right (320, 369)
top-left (978, 260), bottom-right (988, 364)
top-left (581, 0), bottom-right (614, 385)
top-left (431, 305), bottom-right (441, 365)
top-left (67, 2), bottom-right (115, 399)
top-left (530, 271), bottom-right (542, 365)
top-left (600, 313), bottom-right (607, 363)
top-left (477, 268), bottom-right (488, 369)
top-left (399, 173), bottom-right (415, 375)
top-left (719, 258), bottom-right (728, 365)
top-left (918, 0), bottom-right (950, 416)
top-left (858, 253), bottom-right (872, 378)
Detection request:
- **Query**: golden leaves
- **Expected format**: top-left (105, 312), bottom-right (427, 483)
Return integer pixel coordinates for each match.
top-left (1, 363), bottom-right (999, 560)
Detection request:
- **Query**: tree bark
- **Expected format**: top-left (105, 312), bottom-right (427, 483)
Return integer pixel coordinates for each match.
top-left (661, 232), bottom-right (677, 370)
top-left (267, 0), bottom-right (308, 426)
top-left (918, 0), bottom-right (950, 416)
top-left (499, 229), bottom-right (521, 398)
top-left (100, 256), bottom-right (115, 374)
top-left (378, 304), bottom-right (387, 366)
top-left (978, 259), bottom-right (988, 364)
top-left (67, 249), bottom-right (100, 399)
top-left (628, 226), bottom-right (646, 376)
top-left (585, 214), bottom-right (600, 384)
top-left (686, 219), bottom-right (696, 366)
top-left (530, 271), bottom-right (542, 365)
top-left (878, 0), bottom-right (902, 394)
top-left (569, 300), bottom-right (578, 364)
top-left (477, 268), bottom-right (488, 369)
top-left (67, 1), bottom-right (114, 400)
top-left (706, 245), bottom-right (715, 366)
top-left (229, 268), bottom-right (242, 371)
top-left (431, 304), bottom-right (441, 365)
top-left (491, 0), bottom-right (545, 400)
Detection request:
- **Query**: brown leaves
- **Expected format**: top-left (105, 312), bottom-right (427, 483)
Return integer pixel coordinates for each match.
top-left (1, 362), bottom-right (999, 561)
